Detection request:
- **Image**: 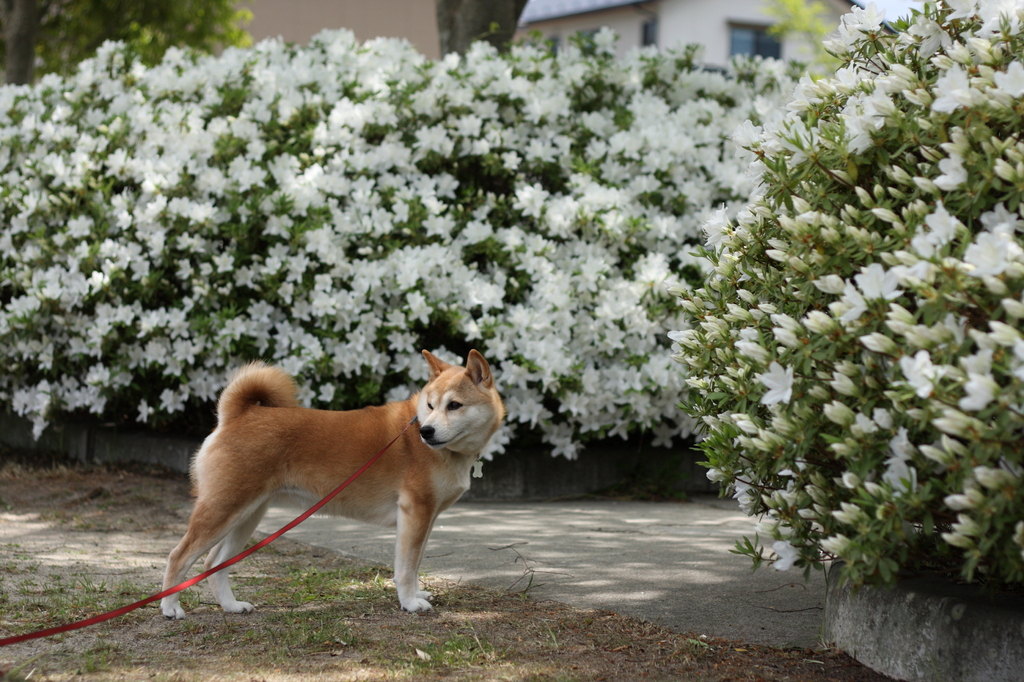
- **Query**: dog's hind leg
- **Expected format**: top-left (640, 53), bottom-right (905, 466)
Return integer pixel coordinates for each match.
top-left (394, 492), bottom-right (437, 612)
top-left (204, 500), bottom-right (269, 614)
top-left (161, 498), bottom-right (243, 620)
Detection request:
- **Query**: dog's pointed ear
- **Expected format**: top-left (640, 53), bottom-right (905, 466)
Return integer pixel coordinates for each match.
top-left (465, 350), bottom-right (493, 388)
top-left (422, 350), bottom-right (451, 381)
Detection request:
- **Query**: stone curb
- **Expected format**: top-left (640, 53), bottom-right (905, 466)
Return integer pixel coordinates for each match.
top-left (0, 412), bottom-right (717, 500)
top-left (824, 562), bottom-right (1024, 682)
top-left (0, 412), bottom-right (201, 473)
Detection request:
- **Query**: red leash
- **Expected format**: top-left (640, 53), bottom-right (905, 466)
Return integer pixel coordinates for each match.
top-left (0, 415), bottom-right (418, 647)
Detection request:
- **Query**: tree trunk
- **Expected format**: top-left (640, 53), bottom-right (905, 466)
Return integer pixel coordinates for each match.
top-left (2, 0), bottom-right (39, 84)
top-left (436, 0), bottom-right (528, 57)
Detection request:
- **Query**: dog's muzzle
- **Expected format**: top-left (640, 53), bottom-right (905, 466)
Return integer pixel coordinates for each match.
top-left (419, 424), bottom-right (444, 447)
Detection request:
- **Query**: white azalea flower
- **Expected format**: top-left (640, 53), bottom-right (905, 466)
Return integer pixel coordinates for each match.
top-left (908, 16), bottom-right (953, 57)
top-left (934, 153), bottom-right (967, 190)
top-left (931, 65), bottom-right (976, 113)
top-left (771, 540), bottom-right (800, 571)
top-left (977, 0), bottom-right (1023, 36)
top-left (900, 350), bottom-right (943, 398)
top-left (758, 362), bottom-right (794, 405)
top-left (855, 263), bottom-right (903, 300)
top-left (994, 61), bottom-right (1024, 97)
top-left (702, 207), bottom-right (731, 250)
top-left (959, 373), bottom-right (997, 411)
top-left (964, 232), bottom-right (1009, 277)
top-left (838, 282), bottom-right (868, 323)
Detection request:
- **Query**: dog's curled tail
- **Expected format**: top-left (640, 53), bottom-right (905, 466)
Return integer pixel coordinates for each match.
top-left (217, 362), bottom-right (299, 425)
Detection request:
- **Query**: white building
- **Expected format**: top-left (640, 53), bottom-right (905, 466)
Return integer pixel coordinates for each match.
top-left (239, 0), bottom-right (915, 68)
top-left (517, 0), bottom-right (858, 67)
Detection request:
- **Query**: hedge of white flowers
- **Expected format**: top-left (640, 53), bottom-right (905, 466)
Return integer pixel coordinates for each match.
top-left (673, 0), bottom-right (1024, 587)
top-left (0, 29), bottom-right (795, 457)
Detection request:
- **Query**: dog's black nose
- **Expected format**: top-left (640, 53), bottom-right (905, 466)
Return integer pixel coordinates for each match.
top-left (420, 425), bottom-right (435, 440)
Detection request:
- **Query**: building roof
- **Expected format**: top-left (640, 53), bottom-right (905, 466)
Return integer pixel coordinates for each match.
top-left (519, 0), bottom-right (648, 24)
top-left (520, 0), bottom-right (891, 26)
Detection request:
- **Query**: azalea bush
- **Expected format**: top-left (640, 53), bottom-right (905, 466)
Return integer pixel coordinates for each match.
top-left (0, 30), bottom-right (795, 457)
top-left (673, 0), bottom-right (1024, 588)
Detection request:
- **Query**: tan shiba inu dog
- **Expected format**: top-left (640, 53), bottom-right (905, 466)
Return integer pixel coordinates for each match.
top-left (160, 350), bottom-right (504, 619)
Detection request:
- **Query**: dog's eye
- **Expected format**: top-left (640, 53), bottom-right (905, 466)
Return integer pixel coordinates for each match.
top-left (447, 401), bottom-right (462, 411)
top-left (427, 403), bottom-right (434, 410)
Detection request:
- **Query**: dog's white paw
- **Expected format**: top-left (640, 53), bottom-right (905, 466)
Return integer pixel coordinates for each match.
top-left (162, 601), bottom-right (186, 620)
top-left (222, 600), bottom-right (255, 614)
top-left (415, 590), bottom-right (433, 601)
top-left (400, 597), bottom-right (433, 613)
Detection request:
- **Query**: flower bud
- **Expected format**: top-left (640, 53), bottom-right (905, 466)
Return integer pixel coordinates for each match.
top-left (804, 310), bottom-right (836, 334)
top-left (918, 444), bottom-right (954, 466)
top-left (913, 177), bottom-right (939, 194)
top-left (983, 276), bottom-right (1008, 295)
top-left (791, 196), bottom-right (811, 213)
top-left (871, 207), bottom-right (900, 224)
top-left (706, 467), bottom-right (726, 483)
top-left (989, 321), bottom-right (1021, 346)
top-left (860, 332), bottom-right (898, 354)
top-left (941, 435), bottom-right (966, 456)
top-left (973, 466), bottom-right (1017, 490)
top-left (864, 481), bottom-right (886, 497)
top-left (902, 88), bottom-right (933, 107)
top-left (937, 491), bottom-right (978, 507)
top-left (933, 409), bottom-right (983, 438)
top-left (967, 36), bottom-right (993, 63)
top-left (887, 303), bottom-right (916, 325)
top-left (725, 303), bottom-right (753, 323)
top-left (808, 385), bottom-right (831, 401)
top-left (887, 164), bottom-right (913, 185)
top-left (824, 400), bottom-right (856, 426)
top-left (737, 289), bottom-right (758, 304)
top-left (855, 186), bottom-right (874, 208)
top-left (941, 531), bottom-right (975, 549)
top-left (1001, 298), bottom-right (1024, 318)
top-left (788, 256), bottom-right (810, 274)
top-left (769, 313), bottom-right (800, 332)
top-left (772, 327), bottom-right (800, 348)
top-left (821, 534), bottom-right (852, 555)
top-left (812, 275), bottom-right (846, 295)
top-left (948, 42), bottom-right (973, 65)
top-left (830, 442), bottom-right (852, 456)
top-left (830, 372), bottom-right (859, 396)
top-left (952, 513), bottom-right (983, 537)
top-left (832, 502), bottom-right (866, 526)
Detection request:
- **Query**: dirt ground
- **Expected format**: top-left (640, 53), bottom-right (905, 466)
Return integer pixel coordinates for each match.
top-left (0, 453), bottom-right (892, 681)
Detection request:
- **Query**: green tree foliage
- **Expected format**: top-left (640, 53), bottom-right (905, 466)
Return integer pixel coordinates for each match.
top-left (0, 0), bottom-right (252, 80)
top-left (762, 0), bottom-right (840, 73)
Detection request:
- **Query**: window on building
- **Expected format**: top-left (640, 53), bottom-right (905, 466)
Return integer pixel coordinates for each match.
top-left (641, 18), bottom-right (658, 47)
top-left (547, 34), bottom-right (561, 54)
top-left (729, 25), bottom-right (781, 59)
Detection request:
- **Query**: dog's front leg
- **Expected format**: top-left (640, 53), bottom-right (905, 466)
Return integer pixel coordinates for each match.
top-left (394, 493), bottom-right (436, 612)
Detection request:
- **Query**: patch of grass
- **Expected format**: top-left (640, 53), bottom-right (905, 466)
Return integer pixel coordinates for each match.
top-left (78, 642), bottom-right (118, 674)
top-left (407, 631), bottom-right (497, 672)
top-left (3, 571), bottom-right (152, 635)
